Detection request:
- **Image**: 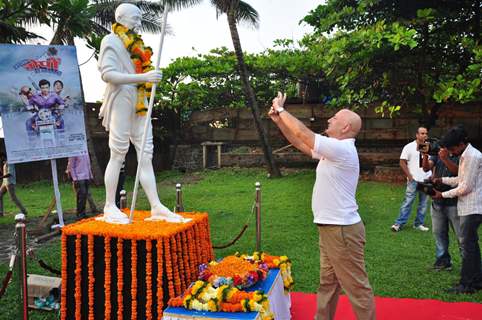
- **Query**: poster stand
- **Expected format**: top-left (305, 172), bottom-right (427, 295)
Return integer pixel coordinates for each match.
top-left (49, 159), bottom-right (64, 228)
top-left (0, 44), bottom-right (89, 228)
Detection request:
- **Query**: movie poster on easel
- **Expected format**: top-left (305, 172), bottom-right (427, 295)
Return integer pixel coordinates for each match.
top-left (0, 44), bottom-right (88, 164)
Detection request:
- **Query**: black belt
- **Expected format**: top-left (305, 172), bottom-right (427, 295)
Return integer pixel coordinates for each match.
top-left (316, 223), bottom-right (336, 227)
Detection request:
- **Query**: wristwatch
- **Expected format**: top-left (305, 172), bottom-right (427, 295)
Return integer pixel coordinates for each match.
top-left (276, 107), bottom-right (285, 114)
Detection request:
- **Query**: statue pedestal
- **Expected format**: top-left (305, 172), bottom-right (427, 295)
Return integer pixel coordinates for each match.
top-left (61, 210), bottom-right (213, 320)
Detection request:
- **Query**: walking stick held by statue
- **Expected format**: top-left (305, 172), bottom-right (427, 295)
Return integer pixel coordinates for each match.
top-left (129, 5), bottom-right (170, 223)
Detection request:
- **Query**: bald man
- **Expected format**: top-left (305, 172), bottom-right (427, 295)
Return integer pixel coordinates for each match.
top-left (269, 93), bottom-right (375, 320)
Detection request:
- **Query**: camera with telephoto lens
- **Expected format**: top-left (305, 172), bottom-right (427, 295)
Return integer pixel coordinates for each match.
top-left (417, 138), bottom-right (441, 156)
top-left (416, 180), bottom-right (435, 196)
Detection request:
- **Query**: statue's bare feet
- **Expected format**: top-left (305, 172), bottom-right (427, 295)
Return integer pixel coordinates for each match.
top-left (95, 204), bottom-right (130, 224)
top-left (145, 204), bottom-right (191, 223)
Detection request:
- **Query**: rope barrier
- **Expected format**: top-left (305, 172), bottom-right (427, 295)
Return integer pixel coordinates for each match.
top-left (27, 249), bottom-right (61, 276)
top-left (212, 224), bottom-right (248, 249)
top-left (212, 198), bottom-right (257, 249)
top-left (38, 260), bottom-right (61, 276)
top-left (0, 270), bottom-right (13, 299)
top-left (0, 230), bottom-right (17, 300)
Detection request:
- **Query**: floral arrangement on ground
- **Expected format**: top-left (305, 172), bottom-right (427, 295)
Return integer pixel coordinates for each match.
top-left (199, 255), bottom-right (268, 289)
top-left (168, 252), bottom-right (294, 320)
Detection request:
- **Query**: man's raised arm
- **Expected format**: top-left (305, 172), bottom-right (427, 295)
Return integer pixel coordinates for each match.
top-left (269, 92), bottom-right (315, 153)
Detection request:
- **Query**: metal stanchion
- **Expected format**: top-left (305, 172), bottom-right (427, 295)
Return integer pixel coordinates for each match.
top-left (15, 213), bottom-right (28, 320)
top-left (119, 190), bottom-right (127, 210)
top-left (255, 182), bottom-right (261, 252)
top-left (175, 183), bottom-right (184, 213)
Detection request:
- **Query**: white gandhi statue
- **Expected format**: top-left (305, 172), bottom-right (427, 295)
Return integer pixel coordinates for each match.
top-left (97, 3), bottom-right (185, 224)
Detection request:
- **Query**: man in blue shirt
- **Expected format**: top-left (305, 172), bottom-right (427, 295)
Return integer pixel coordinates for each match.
top-left (66, 154), bottom-right (93, 220)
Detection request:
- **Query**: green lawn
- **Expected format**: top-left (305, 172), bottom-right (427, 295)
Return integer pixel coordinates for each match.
top-left (0, 168), bottom-right (480, 319)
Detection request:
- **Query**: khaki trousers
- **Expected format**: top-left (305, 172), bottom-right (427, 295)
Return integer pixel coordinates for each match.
top-left (315, 221), bottom-right (375, 320)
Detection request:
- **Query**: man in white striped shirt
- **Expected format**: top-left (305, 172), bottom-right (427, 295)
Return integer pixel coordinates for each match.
top-left (433, 126), bottom-right (482, 294)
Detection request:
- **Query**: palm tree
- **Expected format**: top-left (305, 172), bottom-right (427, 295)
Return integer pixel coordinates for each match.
top-left (48, 0), bottom-right (179, 46)
top-left (209, 0), bottom-right (281, 177)
top-left (0, 0), bottom-right (49, 43)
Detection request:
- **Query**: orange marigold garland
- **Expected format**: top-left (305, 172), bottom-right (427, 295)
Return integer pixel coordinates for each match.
top-left (131, 240), bottom-right (138, 320)
top-left (117, 239), bottom-right (124, 320)
top-left (60, 234), bottom-right (68, 320)
top-left (75, 235), bottom-right (82, 320)
top-left (181, 231), bottom-right (192, 284)
top-left (175, 233), bottom-right (186, 290)
top-left (145, 240), bottom-right (153, 320)
top-left (170, 236), bottom-right (182, 295)
top-left (112, 23), bottom-right (154, 116)
top-left (164, 237), bottom-right (175, 298)
top-left (189, 226), bottom-right (199, 277)
top-left (199, 255), bottom-right (268, 289)
top-left (193, 222), bottom-right (205, 265)
top-left (182, 232), bottom-right (191, 288)
top-left (104, 237), bottom-right (112, 320)
top-left (156, 240), bottom-right (164, 318)
top-left (187, 228), bottom-right (198, 279)
top-left (198, 221), bottom-right (207, 263)
top-left (88, 235), bottom-right (95, 320)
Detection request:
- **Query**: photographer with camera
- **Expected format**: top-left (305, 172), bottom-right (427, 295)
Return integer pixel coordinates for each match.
top-left (391, 127), bottom-right (432, 232)
top-left (421, 144), bottom-right (461, 272)
top-left (431, 126), bottom-right (482, 294)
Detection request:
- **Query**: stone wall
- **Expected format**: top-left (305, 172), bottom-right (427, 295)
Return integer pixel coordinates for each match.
top-left (180, 103), bottom-right (482, 148)
top-left (174, 103), bottom-right (482, 178)
top-left (171, 144), bottom-right (203, 172)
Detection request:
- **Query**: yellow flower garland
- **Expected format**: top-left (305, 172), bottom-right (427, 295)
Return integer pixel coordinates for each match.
top-left (112, 23), bottom-right (154, 116)
top-left (248, 252), bottom-right (294, 292)
top-left (169, 280), bottom-right (274, 319)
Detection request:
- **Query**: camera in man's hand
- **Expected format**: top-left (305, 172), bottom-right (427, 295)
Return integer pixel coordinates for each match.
top-left (416, 180), bottom-right (436, 196)
top-left (417, 138), bottom-right (441, 156)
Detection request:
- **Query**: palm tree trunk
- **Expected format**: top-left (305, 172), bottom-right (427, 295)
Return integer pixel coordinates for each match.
top-left (226, 9), bottom-right (281, 177)
top-left (50, 36), bottom-right (104, 185)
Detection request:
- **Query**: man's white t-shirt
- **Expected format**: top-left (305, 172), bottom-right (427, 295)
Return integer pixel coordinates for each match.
top-left (400, 141), bottom-right (431, 182)
top-left (311, 134), bottom-right (361, 225)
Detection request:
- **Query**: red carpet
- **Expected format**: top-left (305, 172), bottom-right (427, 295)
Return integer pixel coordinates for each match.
top-left (290, 292), bottom-right (482, 320)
